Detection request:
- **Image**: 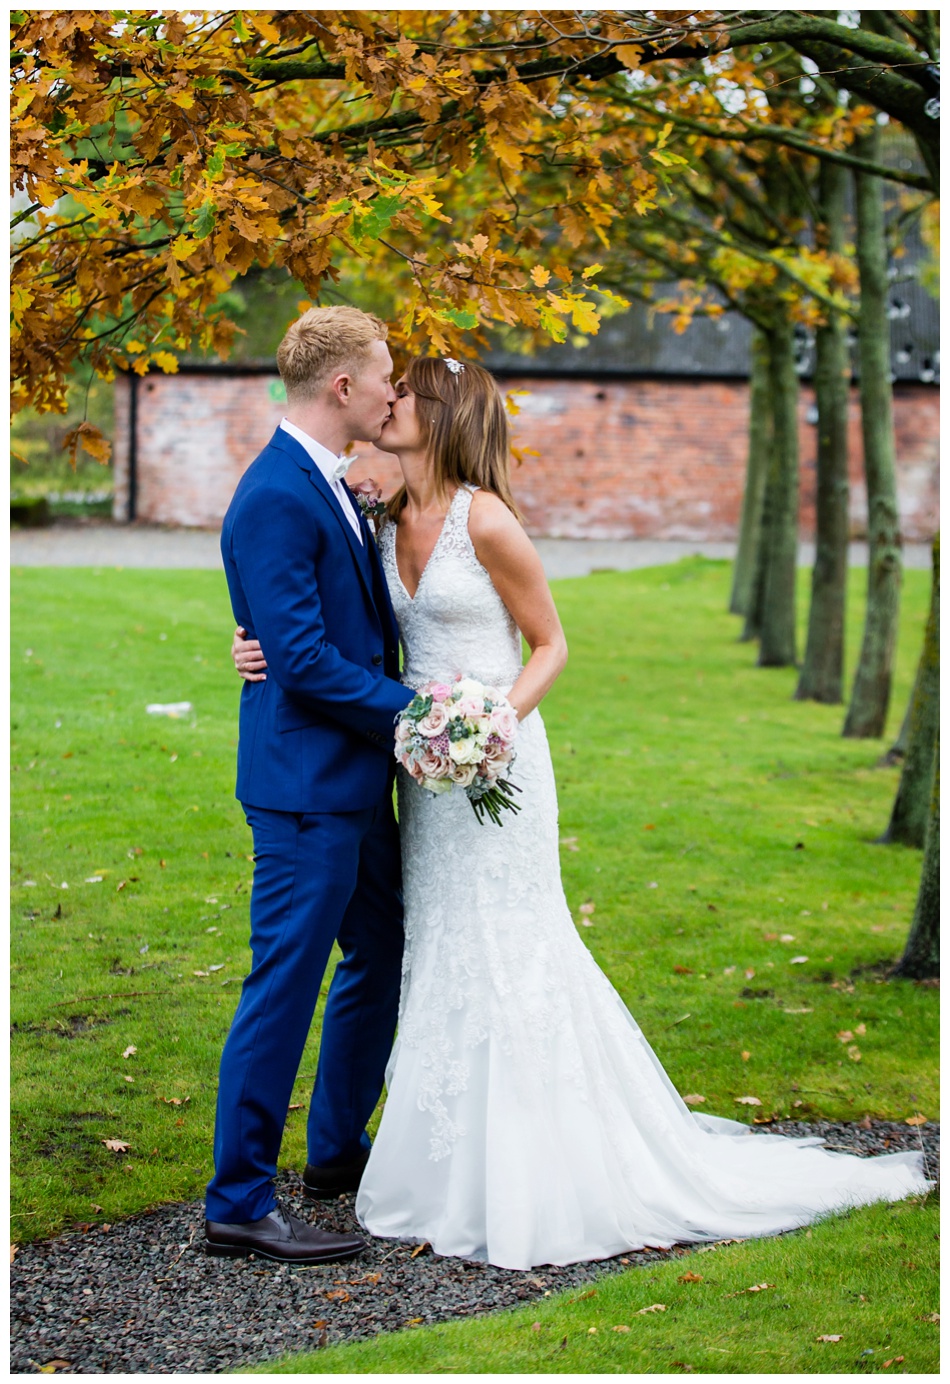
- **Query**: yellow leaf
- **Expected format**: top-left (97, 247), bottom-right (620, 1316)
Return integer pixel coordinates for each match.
top-left (250, 12), bottom-right (281, 43)
top-left (150, 351), bottom-right (179, 374)
top-left (570, 297), bottom-right (600, 335)
top-left (170, 90), bottom-right (195, 110)
top-left (530, 265), bottom-right (551, 288)
top-left (125, 340), bottom-right (146, 354)
top-left (171, 236), bottom-right (193, 262)
top-left (616, 44), bottom-right (642, 70)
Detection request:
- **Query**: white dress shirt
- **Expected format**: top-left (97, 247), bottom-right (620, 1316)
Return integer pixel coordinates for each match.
top-left (279, 418), bottom-right (363, 544)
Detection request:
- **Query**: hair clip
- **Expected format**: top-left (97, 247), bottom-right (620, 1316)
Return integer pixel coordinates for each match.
top-left (442, 357), bottom-right (466, 375)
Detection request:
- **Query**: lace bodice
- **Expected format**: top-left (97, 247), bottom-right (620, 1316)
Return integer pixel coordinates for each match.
top-left (378, 486), bottom-right (523, 690)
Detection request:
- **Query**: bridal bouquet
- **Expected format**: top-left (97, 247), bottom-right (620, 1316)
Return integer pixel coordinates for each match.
top-left (395, 677), bottom-right (522, 825)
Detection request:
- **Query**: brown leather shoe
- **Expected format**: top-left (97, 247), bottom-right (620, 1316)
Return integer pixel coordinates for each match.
top-left (205, 1206), bottom-right (365, 1264)
top-left (303, 1149), bottom-right (370, 1200)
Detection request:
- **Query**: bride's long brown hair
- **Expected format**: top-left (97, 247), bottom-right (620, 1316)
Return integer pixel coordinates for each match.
top-left (385, 356), bottom-right (523, 522)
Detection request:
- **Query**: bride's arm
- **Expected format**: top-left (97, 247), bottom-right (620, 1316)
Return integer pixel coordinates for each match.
top-left (468, 490), bottom-right (568, 721)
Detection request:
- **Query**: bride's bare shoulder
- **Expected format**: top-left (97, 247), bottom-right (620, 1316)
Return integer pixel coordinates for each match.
top-left (467, 488), bottom-right (522, 539)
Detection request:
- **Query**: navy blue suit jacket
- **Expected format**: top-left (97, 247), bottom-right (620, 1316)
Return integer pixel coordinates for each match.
top-left (221, 427), bottom-right (413, 812)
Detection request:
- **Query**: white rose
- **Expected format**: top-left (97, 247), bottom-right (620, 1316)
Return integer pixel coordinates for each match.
top-left (424, 776), bottom-right (454, 794)
top-left (449, 736), bottom-right (483, 765)
top-left (449, 761), bottom-right (478, 787)
top-left (454, 677), bottom-right (484, 699)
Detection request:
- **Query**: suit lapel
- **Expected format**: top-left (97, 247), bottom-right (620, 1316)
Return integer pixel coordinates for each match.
top-left (271, 429), bottom-right (377, 610)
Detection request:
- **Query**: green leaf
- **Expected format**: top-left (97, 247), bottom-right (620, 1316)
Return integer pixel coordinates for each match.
top-left (232, 12), bottom-right (250, 42)
top-left (437, 308), bottom-right (479, 329)
top-left (206, 145), bottom-right (226, 180)
top-left (357, 194), bottom-right (404, 241)
top-left (193, 200), bottom-right (216, 240)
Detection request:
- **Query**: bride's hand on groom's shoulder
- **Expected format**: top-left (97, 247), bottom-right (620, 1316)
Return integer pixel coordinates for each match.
top-left (233, 626), bottom-right (268, 681)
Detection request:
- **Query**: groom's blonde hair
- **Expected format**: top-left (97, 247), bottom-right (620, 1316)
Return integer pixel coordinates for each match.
top-left (277, 305), bottom-right (388, 403)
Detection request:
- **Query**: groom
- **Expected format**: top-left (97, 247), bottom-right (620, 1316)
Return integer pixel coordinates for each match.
top-left (206, 306), bottom-right (415, 1263)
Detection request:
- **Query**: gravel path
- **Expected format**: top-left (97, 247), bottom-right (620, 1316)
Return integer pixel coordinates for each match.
top-left (10, 519), bottom-right (935, 576)
top-left (11, 1121), bottom-right (937, 1375)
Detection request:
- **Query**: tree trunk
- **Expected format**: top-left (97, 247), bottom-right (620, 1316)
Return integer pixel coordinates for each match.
top-left (880, 535), bottom-right (939, 845)
top-left (730, 328), bottom-right (772, 621)
top-left (880, 692), bottom-right (912, 766)
top-left (843, 124), bottom-right (903, 737)
top-left (757, 318), bottom-right (799, 667)
top-left (795, 161), bottom-right (850, 702)
top-left (890, 731), bottom-right (939, 980)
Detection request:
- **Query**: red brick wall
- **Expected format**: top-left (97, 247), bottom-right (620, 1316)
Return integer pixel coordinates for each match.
top-left (112, 372), bottom-right (939, 542)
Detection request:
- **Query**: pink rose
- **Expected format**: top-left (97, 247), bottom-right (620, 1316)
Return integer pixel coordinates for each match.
top-left (428, 683), bottom-right (452, 703)
top-left (489, 704), bottom-right (518, 744)
top-left (405, 758), bottom-right (426, 784)
top-left (482, 739), bottom-right (512, 766)
top-left (350, 477), bottom-right (382, 504)
top-left (457, 695), bottom-right (485, 719)
top-left (417, 702), bottom-right (449, 737)
top-left (395, 719), bottom-right (413, 745)
top-left (418, 749), bottom-right (450, 780)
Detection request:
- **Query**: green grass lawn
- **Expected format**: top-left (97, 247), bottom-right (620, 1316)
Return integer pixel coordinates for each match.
top-left (249, 1196), bottom-right (939, 1375)
top-left (10, 557), bottom-right (938, 1371)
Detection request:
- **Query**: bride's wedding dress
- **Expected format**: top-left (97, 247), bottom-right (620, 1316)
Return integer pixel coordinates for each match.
top-left (355, 485), bottom-right (932, 1271)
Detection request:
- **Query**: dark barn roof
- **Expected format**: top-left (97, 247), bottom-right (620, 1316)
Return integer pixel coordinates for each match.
top-left (483, 277), bottom-right (939, 385)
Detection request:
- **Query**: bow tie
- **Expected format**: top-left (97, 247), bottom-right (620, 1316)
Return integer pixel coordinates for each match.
top-left (330, 453), bottom-right (355, 484)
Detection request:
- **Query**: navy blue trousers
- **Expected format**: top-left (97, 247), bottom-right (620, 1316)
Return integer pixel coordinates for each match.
top-left (205, 796), bottom-right (404, 1223)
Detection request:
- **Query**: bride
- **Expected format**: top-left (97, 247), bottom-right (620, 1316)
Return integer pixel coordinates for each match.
top-left (233, 354), bottom-right (931, 1271)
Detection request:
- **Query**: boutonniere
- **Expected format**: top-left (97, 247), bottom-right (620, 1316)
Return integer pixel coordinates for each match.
top-left (349, 478), bottom-right (387, 536)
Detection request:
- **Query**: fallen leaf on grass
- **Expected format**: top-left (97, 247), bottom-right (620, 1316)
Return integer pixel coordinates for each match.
top-left (744, 968), bottom-right (755, 980)
top-left (324, 1288), bottom-right (350, 1301)
top-left (746, 1282), bottom-right (774, 1293)
top-left (919, 1313), bottom-right (939, 1324)
top-left (837, 1030), bottom-right (854, 1043)
top-left (85, 876), bottom-right (103, 884)
top-left (855, 1023), bottom-right (866, 1036)
top-left (790, 956), bottom-right (809, 965)
top-left (905, 1115), bottom-right (927, 1127)
top-left (11, 1244), bottom-right (18, 1264)
top-left (587, 1326), bottom-right (598, 1334)
top-left (683, 1094), bottom-right (706, 1105)
top-left (673, 965), bottom-right (693, 975)
top-left (816, 1334), bottom-right (843, 1342)
top-left (613, 1324), bottom-right (631, 1332)
top-left (570, 1289), bottom-right (597, 1302)
top-left (410, 1241), bottom-right (430, 1258)
top-left (741, 1051), bottom-right (751, 1061)
top-left (193, 970), bottom-right (209, 977)
top-left (123, 1076), bottom-right (134, 1084)
top-left (102, 1139), bottom-right (130, 1153)
top-left (579, 902), bottom-right (595, 915)
top-left (779, 934), bottom-right (795, 942)
top-left (560, 837), bottom-right (579, 851)
top-left (678, 1271), bottom-right (703, 1283)
top-left (883, 1357), bottom-right (904, 1369)
top-left (636, 1303), bottom-right (667, 1314)
top-left (784, 1007), bottom-right (813, 1014)
top-left (735, 1096), bottom-right (762, 1106)
top-left (847, 1046), bottom-right (862, 1062)
top-left (288, 1103), bottom-right (304, 1111)
top-left (531, 1322), bottom-right (541, 1331)
top-left (208, 964), bottom-right (225, 973)
top-left (122, 1045), bottom-right (137, 1059)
